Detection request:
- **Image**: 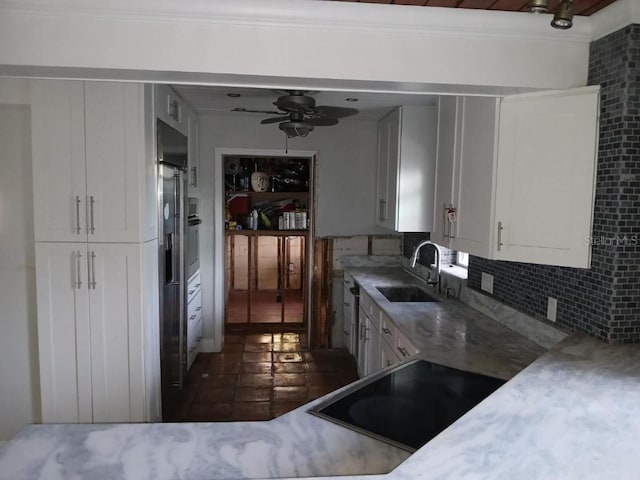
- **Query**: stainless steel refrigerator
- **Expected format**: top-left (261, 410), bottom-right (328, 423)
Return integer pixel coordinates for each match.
top-left (157, 119), bottom-right (188, 419)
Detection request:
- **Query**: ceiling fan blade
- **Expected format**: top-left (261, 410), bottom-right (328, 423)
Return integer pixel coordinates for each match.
top-left (275, 99), bottom-right (314, 113)
top-left (313, 106), bottom-right (359, 119)
top-left (307, 117), bottom-right (339, 127)
top-left (260, 116), bottom-right (289, 124)
top-left (231, 107), bottom-right (282, 115)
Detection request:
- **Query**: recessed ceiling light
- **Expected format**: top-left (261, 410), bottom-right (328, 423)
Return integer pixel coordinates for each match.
top-left (231, 107), bottom-right (246, 112)
top-left (345, 98), bottom-right (359, 102)
top-left (227, 93), bottom-right (241, 98)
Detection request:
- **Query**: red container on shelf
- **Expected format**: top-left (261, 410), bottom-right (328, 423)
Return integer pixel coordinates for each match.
top-left (228, 193), bottom-right (251, 215)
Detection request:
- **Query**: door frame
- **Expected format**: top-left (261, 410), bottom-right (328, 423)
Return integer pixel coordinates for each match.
top-left (213, 147), bottom-right (318, 350)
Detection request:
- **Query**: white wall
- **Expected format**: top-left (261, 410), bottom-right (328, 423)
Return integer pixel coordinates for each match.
top-left (198, 113), bottom-right (388, 350)
top-left (0, 99), bottom-right (40, 440)
top-left (0, 0), bottom-right (592, 94)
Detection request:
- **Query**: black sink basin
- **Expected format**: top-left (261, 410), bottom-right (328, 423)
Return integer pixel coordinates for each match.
top-left (376, 286), bottom-right (439, 303)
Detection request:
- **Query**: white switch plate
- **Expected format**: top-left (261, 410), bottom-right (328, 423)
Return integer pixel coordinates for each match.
top-left (547, 297), bottom-right (557, 322)
top-left (481, 273), bottom-right (494, 294)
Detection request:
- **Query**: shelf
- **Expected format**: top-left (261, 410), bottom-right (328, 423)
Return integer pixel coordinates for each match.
top-left (226, 191), bottom-right (309, 201)
top-left (227, 230), bottom-right (309, 236)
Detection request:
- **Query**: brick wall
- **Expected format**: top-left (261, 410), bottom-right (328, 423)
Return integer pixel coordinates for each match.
top-left (467, 25), bottom-right (640, 343)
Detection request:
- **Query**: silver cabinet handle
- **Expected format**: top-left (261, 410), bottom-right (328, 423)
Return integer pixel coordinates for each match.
top-left (188, 289), bottom-right (195, 295)
top-left (190, 166), bottom-right (198, 188)
top-left (344, 302), bottom-right (350, 307)
top-left (397, 346), bottom-right (409, 357)
top-left (195, 306), bottom-right (202, 312)
top-left (497, 221), bottom-right (504, 251)
top-left (364, 326), bottom-right (370, 342)
top-left (75, 251), bottom-right (82, 289)
top-left (75, 196), bottom-right (82, 235)
top-left (344, 329), bottom-right (350, 336)
top-left (189, 314), bottom-right (196, 321)
top-left (89, 196), bottom-right (95, 235)
top-left (195, 283), bottom-right (201, 289)
top-left (382, 327), bottom-right (391, 335)
top-left (89, 251), bottom-right (96, 289)
top-left (379, 199), bottom-right (387, 221)
top-left (443, 203), bottom-right (449, 240)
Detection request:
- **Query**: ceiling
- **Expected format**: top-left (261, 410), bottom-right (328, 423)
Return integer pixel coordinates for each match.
top-left (326, 0), bottom-right (616, 16)
top-left (171, 85), bottom-right (438, 121)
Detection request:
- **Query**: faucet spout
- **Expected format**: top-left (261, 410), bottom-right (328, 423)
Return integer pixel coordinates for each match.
top-left (409, 240), bottom-right (442, 291)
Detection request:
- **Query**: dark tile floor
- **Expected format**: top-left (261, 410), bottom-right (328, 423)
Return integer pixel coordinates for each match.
top-left (168, 332), bottom-right (359, 422)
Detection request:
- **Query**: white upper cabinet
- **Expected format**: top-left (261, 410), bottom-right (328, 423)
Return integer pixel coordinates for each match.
top-left (155, 84), bottom-right (189, 136)
top-left (433, 87), bottom-right (599, 268)
top-left (188, 110), bottom-right (200, 192)
top-left (31, 80), bottom-right (87, 243)
top-left (376, 105), bottom-right (437, 232)
top-left (493, 89), bottom-right (599, 267)
top-left (32, 80), bottom-right (155, 243)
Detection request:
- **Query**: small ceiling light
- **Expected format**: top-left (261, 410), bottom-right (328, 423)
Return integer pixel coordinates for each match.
top-left (227, 93), bottom-right (241, 98)
top-left (345, 97), bottom-right (359, 102)
top-left (528, 0), bottom-right (548, 14)
top-left (231, 107), bottom-right (246, 112)
top-left (551, 0), bottom-right (574, 29)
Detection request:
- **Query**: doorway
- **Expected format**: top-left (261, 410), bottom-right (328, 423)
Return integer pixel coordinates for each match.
top-left (216, 151), bottom-right (316, 341)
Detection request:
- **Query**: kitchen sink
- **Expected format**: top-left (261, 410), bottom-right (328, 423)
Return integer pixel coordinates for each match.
top-left (376, 286), bottom-right (439, 303)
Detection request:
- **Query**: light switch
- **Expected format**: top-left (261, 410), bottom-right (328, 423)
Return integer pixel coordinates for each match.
top-left (481, 273), bottom-right (494, 294)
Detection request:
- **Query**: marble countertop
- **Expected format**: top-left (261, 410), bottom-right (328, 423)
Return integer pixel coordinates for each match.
top-left (346, 267), bottom-right (546, 379)
top-left (3, 267), bottom-right (638, 480)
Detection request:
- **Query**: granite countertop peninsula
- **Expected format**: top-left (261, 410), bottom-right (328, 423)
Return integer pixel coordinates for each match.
top-left (345, 267), bottom-right (546, 379)
top-left (3, 267), bottom-right (639, 480)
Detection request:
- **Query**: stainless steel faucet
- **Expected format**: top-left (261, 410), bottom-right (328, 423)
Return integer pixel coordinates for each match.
top-left (409, 240), bottom-right (442, 291)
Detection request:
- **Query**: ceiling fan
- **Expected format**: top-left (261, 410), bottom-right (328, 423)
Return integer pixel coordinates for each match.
top-left (234, 91), bottom-right (359, 138)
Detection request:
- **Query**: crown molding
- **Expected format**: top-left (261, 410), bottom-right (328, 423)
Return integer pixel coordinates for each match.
top-left (0, 0), bottom-right (592, 43)
top-left (590, 0), bottom-right (640, 40)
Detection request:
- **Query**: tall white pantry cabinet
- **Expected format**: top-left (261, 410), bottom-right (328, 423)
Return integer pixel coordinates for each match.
top-left (31, 80), bottom-right (161, 423)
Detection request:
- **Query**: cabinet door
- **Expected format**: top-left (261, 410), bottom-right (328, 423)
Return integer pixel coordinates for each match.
top-left (432, 96), bottom-right (460, 246)
top-left (35, 243), bottom-right (92, 423)
top-left (343, 285), bottom-right (355, 355)
top-left (451, 96), bottom-right (499, 257)
top-left (376, 113), bottom-right (391, 227)
top-left (380, 340), bottom-right (400, 369)
top-left (88, 243), bottom-right (145, 422)
top-left (384, 108), bottom-right (401, 230)
top-left (364, 316), bottom-right (381, 376)
top-left (493, 87), bottom-right (599, 268)
top-left (357, 307), bottom-right (368, 377)
top-left (85, 82), bottom-right (145, 243)
top-left (188, 111), bottom-right (199, 192)
top-left (31, 80), bottom-right (87, 242)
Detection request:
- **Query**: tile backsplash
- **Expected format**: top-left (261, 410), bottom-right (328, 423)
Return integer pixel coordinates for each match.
top-left (467, 24), bottom-right (640, 344)
top-left (403, 24), bottom-right (640, 343)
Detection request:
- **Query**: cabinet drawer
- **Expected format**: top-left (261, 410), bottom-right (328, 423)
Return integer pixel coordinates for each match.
top-left (187, 317), bottom-right (202, 370)
top-left (380, 312), bottom-right (396, 348)
top-left (187, 271), bottom-right (201, 303)
top-left (396, 329), bottom-right (420, 360)
top-left (187, 291), bottom-right (202, 329)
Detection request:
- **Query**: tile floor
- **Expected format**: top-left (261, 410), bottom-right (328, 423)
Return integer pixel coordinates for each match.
top-left (167, 332), bottom-right (359, 422)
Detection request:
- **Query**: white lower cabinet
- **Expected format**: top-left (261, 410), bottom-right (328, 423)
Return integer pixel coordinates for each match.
top-left (186, 272), bottom-right (203, 370)
top-left (36, 242), bottom-right (147, 423)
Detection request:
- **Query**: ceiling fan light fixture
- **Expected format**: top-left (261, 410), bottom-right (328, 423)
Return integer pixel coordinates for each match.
top-left (527, 0), bottom-right (548, 14)
top-left (279, 121), bottom-right (314, 138)
top-left (551, 0), bottom-right (574, 29)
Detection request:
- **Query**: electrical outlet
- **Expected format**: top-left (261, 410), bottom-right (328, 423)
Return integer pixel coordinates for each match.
top-left (481, 273), bottom-right (494, 294)
top-left (547, 297), bottom-right (557, 322)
